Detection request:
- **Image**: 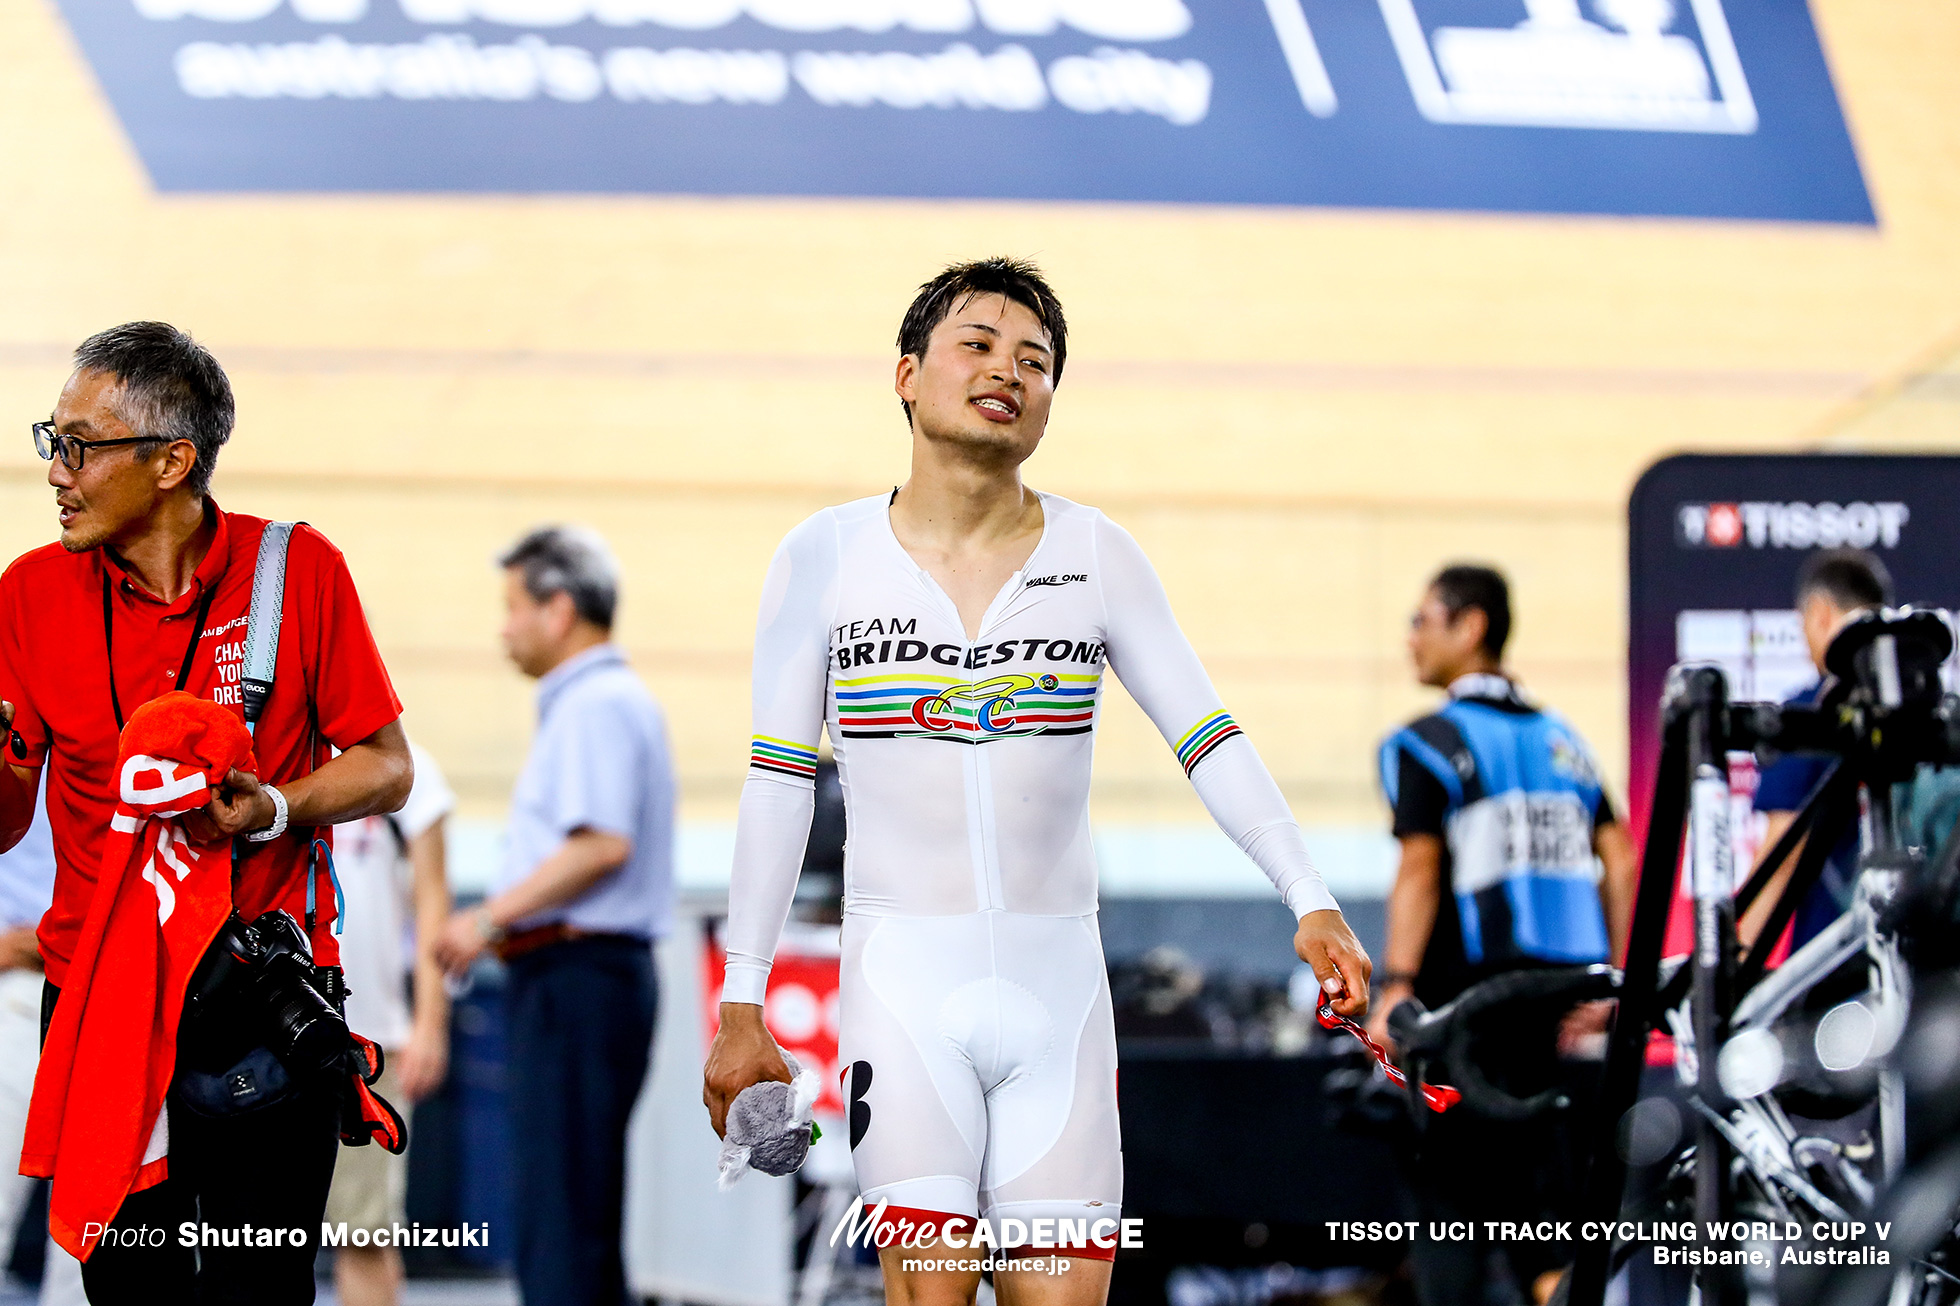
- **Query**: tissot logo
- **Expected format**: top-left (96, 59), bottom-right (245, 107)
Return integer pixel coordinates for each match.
top-left (1676, 501), bottom-right (1909, 550)
top-left (1024, 574), bottom-right (1087, 589)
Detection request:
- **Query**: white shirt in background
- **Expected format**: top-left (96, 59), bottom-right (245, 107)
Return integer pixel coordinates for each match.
top-left (334, 741), bottom-right (455, 1050)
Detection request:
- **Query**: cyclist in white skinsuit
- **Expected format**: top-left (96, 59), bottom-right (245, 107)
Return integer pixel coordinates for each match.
top-left (706, 259), bottom-right (1371, 1292)
top-left (726, 491), bottom-right (1341, 1243)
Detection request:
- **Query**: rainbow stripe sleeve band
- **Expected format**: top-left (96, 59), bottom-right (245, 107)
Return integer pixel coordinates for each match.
top-left (750, 735), bottom-right (819, 781)
top-left (1174, 710), bottom-right (1243, 776)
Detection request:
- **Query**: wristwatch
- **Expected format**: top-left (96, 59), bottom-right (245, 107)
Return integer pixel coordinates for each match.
top-left (245, 784), bottom-right (289, 843)
top-left (473, 905), bottom-right (507, 946)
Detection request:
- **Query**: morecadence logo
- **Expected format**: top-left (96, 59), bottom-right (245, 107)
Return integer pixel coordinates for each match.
top-left (828, 1197), bottom-right (1142, 1255)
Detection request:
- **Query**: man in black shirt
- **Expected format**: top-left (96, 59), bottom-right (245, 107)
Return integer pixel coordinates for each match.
top-left (1370, 565), bottom-right (1636, 1306)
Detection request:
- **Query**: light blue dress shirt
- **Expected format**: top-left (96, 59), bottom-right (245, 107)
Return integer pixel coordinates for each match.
top-left (0, 774), bottom-right (55, 932)
top-left (499, 644), bottom-right (676, 940)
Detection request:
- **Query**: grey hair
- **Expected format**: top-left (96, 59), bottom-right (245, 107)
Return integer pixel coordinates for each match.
top-left (498, 525), bottom-right (620, 630)
top-left (72, 322), bottom-right (234, 497)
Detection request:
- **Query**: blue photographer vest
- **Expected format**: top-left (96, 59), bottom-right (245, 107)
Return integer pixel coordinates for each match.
top-left (1379, 685), bottom-right (1609, 968)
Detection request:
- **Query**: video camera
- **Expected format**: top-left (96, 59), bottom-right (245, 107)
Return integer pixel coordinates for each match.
top-left (1720, 607), bottom-right (1960, 782)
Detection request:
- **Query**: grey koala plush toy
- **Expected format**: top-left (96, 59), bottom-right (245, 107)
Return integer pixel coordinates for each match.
top-left (717, 1048), bottom-right (822, 1189)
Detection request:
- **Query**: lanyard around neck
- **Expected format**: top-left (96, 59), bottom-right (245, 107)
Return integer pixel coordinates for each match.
top-left (102, 569), bottom-right (220, 732)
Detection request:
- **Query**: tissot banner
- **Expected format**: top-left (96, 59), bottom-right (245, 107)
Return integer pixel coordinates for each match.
top-left (1626, 454), bottom-right (1960, 950)
top-left (61, 0), bottom-right (1870, 220)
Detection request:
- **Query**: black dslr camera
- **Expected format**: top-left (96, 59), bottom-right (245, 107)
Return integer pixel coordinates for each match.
top-left (214, 909), bottom-right (349, 1075)
top-left (180, 909), bottom-right (351, 1114)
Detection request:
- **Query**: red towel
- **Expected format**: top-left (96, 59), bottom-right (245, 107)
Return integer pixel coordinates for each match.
top-left (20, 692), bottom-right (253, 1261)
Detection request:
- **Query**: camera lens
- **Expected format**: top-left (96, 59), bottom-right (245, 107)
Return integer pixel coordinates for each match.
top-left (248, 946), bottom-right (349, 1076)
top-left (254, 956), bottom-right (346, 1066)
top-left (268, 990), bottom-right (347, 1075)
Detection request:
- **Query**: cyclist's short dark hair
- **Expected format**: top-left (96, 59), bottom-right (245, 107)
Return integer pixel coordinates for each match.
top-left (1430, 564), bottom-right (1512, 660)
top-left (895, 258), bottom-right (1067, 424)
top-left (1797, 548), bottom-right (1893, 612)
top-left (72, 322), bottom-right (233, 497)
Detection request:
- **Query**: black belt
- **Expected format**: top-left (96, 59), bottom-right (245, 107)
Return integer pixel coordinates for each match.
top-left (495, 924), bottom-right (648, 961)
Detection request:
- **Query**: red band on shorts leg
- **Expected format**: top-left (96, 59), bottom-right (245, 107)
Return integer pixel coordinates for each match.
top-left (1003, 1239), bottom-right (1117, 1262)
top-left (869, 1204), bottom-right (976, 1247)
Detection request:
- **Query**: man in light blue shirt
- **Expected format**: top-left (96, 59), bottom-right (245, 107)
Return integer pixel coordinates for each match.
top-left (0, 781), bottom-right (84, 1305)
top-left (435, 524), bottom-right (674, 1306)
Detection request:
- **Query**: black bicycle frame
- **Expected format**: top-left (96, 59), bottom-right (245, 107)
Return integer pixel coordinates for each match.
top-left (1567, 666), bottom-right (1867, 1306)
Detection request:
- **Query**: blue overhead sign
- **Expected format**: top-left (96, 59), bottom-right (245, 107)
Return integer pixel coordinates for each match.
top-left (58, 0), bottom-right (1873, 221)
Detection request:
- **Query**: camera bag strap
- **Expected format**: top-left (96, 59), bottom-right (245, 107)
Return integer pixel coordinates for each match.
top-left (234, 522), bottom-right (345, 946)
top-left (240, 520), bottom-right (294, 730)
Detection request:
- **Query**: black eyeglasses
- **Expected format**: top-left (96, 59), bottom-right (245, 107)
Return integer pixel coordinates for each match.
top-left (31, 419), bottom-right (154, 471)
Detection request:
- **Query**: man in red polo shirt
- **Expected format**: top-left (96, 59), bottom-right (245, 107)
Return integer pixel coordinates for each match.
top-left (0, 322), bottom-right (412, 1305)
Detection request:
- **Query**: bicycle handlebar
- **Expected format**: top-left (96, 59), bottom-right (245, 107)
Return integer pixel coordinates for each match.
top-left (1386, 964), bottom-right (1622, 1122)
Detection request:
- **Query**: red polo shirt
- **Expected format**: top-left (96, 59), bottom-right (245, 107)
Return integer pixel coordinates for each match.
top-left (0, 504), bottom-right (403, 986)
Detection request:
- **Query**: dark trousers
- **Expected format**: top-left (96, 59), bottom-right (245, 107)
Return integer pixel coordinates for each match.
top-left (1405, 1113), bottom-right (1573, 1306)
top-left (41, 982), bottom-right (341, 1306)
top-left (505, 936), bottom-right (657, 1306)
top-left (1399, 1019), bottom-right (1586, 1306)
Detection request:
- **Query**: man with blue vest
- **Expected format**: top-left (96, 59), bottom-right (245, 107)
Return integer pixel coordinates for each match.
top-left (1369, 564), bottom-right (1636, 1306)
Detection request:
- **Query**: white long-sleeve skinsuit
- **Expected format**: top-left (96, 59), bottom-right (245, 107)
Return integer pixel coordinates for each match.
top-left (724, 491), bottom-right (1339, 1244)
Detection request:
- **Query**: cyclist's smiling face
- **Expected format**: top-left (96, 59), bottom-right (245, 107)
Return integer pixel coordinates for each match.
top-left (49, 367), bottom-right (173, 555)
top-left (897, 292), bottom-right (1055, 464)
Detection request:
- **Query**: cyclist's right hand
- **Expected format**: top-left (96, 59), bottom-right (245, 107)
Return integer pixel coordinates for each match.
top-left (703, 1003), bottom-right (792, 1138)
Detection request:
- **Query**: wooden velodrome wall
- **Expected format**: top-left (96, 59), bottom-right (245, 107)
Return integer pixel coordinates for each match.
top-left (1, 0), bottom-right (1956, 832)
